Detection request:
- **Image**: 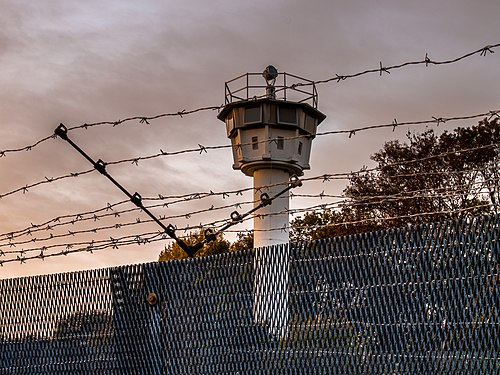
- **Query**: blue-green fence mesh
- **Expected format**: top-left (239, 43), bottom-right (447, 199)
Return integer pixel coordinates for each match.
top-left (1, 214), bottom-right (498, 374)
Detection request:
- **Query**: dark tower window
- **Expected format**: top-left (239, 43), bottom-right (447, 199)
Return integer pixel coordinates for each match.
top-left (252, 136), bottom-right (259, 150)
top-left (244, 106), bottom-right (261, 124)
top-left (298, 141), bottom-right (303, 155)
top-left (277, 136), bottom-right (284, 150)
top-left (278, 106), bottom-right (297, 125)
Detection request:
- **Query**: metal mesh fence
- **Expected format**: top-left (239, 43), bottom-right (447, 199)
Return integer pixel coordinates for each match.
top-left (1, 214), bottom-right (498, 374)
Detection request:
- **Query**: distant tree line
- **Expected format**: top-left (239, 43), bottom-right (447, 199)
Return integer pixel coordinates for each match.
top-left (158, 231), bottom-right (253, 261)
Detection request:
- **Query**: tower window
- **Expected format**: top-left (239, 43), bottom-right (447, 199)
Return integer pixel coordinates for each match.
top-left (252, 136), bottom-right (259, 150)
top-left (244, 106), bottom-right (261, 124)
top-left (278, 106), bottom-right (297, 125)
top-left (298, 141), bottom-right (303, 155)
top-left (277, 136), bottom-right (284, 150)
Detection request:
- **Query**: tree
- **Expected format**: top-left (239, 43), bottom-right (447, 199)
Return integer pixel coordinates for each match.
top-left (229, 231), bottom-right (254, 252)
top-left (291, 118), bottom-right (500, 241)
top-left (290, 206), bottom-right (383, 242)
top-left (158, 230), bottom-right (231, 261)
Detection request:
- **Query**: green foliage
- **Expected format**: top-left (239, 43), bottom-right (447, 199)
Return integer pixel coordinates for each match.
top-left (158, 230), bottom-right (231, 261)
top-left (158, 231), bottom-right (254, 261)
top-left (290, 207), bottom-right (383, 242)
top-left (229, 232), bottom-right (254, 252)
top-left (291, 119), bottom-right (500, 241)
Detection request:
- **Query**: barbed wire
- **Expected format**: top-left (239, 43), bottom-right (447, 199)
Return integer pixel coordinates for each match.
top-left (0, 230), bottom-right (166, 266)
top-left (298, 43), bottom-right (500, 86)
top-left (0, 198), bottom-right (256, 250)
top-left (0, 41), bottom-right (500, 264)
top-left (1, 109), bottom-right (498, 201)
top-left (3, 168), bottom-right (495, 250)
top-left (1, 199), bottom-right (492, 265)
top-left (315, 110), bottom-right (499, 138)
top-left (0, 175), bottom-right (492, 260)
top-left (0, 183), bottom-right (259, 241)
top-left (0, 169), bottom-right (95, 200)
top-left (213, 202), bottom-right (494, 238)
top-left (2, 173), bottom-right (494, 253)
top-left (0, 106), bottom-right (224, 159)
top-left (285, 203), bottom-right (494, 233)
top-left (1, 42), bottom-right (498, 159)
top-left (2, 140), bottom-right (497, 244)
top-left (292, 177), bottom-right (499, 203)
top-left (302, 142), bottom-right (500, 183)
top-left (0, 200), bottom-right (128, 240)
top-left (206, 182), bottom-right (497, 232)
top-left (0, 182), bottom-right (257, 241)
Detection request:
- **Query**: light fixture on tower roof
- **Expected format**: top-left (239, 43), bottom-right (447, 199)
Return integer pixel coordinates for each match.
top-left (262, 65), bottom-right (278, 84)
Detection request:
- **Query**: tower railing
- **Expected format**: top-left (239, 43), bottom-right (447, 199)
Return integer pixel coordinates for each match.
top-left (224, 72), bottom-right (318, 108)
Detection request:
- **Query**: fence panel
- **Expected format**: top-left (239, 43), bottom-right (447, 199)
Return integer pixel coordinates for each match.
top-left (1, 215), bottom-right (498, 373)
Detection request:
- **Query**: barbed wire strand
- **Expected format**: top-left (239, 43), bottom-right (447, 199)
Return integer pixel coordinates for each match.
top-left (3, 180), bottom-right (488, 252)
top-left (2, 173), bottom-right (496, 253)
top-left (205, 201), bottom-right (494, 237)
top-left (299, 43), bottom-right (500, 86)
top-left (1, 109), bottom-right (498, 201)
top-left (1, 43), bottom-right (498, 158)
top-left (0, 201), bottom-right (492, 265)
top-left (0, 198), bottom-right (256, 250)
top-left (0, 182), bottom-right (261, 240)
top-left (2, 140), bottom-right (497, 243)
top-left (0, 203), bottom-right (486, 264)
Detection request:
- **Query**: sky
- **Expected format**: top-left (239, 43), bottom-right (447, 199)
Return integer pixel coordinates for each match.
top-left (0, 0), bottom-right (499, 279)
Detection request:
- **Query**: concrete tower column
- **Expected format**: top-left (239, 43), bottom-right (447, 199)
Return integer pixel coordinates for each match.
top-left (252, 168), bottom-right (290, 337)
top-left (253, 168), bottom-right (290, 247)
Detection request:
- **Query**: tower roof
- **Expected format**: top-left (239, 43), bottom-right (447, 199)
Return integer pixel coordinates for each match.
top-left (217, 97), bottom-right (326, 125)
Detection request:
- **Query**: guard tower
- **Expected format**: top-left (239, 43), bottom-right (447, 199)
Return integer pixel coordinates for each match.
top-left (218, 66), bottom-right (325, 248)
top-left (218, 66), bottom-right (326, 336)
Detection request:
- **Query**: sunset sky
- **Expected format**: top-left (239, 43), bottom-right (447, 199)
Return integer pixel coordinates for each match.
top-left (1, 0), bottom-right (499, 278)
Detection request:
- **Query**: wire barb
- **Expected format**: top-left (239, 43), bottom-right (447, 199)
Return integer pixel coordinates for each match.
top-left (480, 45), bottom-right (494, 56)
top-left (379, 61), bottom-right (390, 76)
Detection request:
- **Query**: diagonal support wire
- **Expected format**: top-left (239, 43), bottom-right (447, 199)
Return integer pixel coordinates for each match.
top-left (55, 124), bottom-right (200, 257)
top-left (54, 124), bottom-right (303, 258)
